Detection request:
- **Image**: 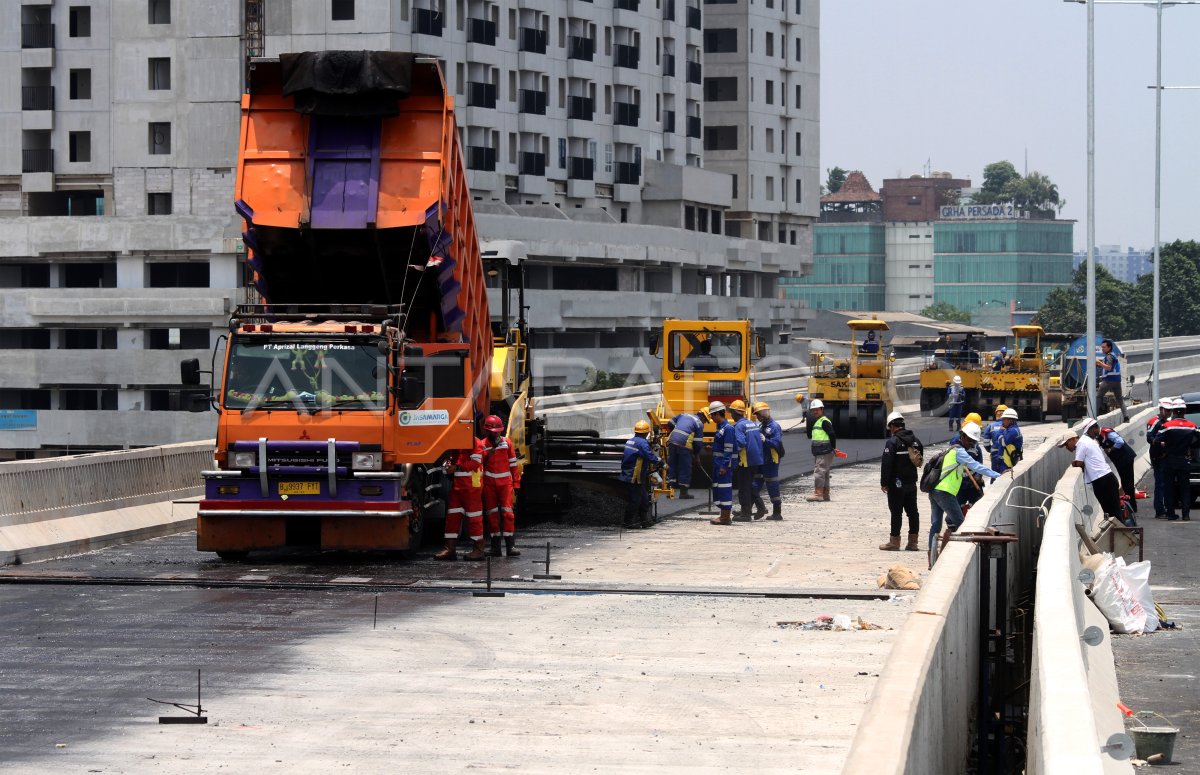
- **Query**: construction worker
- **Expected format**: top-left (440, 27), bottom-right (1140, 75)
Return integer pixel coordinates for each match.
top-left (946, 375), bottom-right (966, 432)
top-left (480, 414), bottom-right (521, 557)
top-left (1095, 339), bottom-right (1129, 423)
top-left (981, 405), bottom-right (1007, 457)
top-left (1059, 419), bottom-right (1124, 522)
top-left (708, 401), bottom-right (736, 525)
top-left (754, 401), bottom-right (784, 520)
top-left (806, 399), bottom-right (836, 502)
top-left (666, 408), bottom-right (707, 499)
top-left (859, 330), bottom-right (879, 354)
top-left (436, 437), bottom-right (487, 561)
top-left (729, 399), bottom-right (764, 521)
top-left (991, 347), bottom-right (1010, 371)
top-left (1147, 397), bottom-right (1173, 518)
top-left (1096, 423), bottom-right (1138, 515)
top-left (928, 422), bottom-right (1004, 563)
top-left (989, 408), bottom-right (1023, 474)
top-left (880, 411), bottom-right (922, 552)
top-left (1156, 397), bottom-right (1199, 521)
top-left (619, 420), bottom-right (662, 529)
top-left (952, 420), bottom-right (986, 511)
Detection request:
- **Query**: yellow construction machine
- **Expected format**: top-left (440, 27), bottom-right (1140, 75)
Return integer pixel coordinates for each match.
top-left (806, 319), bottom-right (893, 438)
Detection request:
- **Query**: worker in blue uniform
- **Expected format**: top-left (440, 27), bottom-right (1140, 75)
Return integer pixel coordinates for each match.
top-left (988, 407), bottom-right (1023, 474)
top-left (708, 401), bottom-right (736, 525)
top-left (991, 347), bottom-right (1011, 371)
top-left (1095, 338), bottom-right (1129, 423)
top-left (753, 401), bottom-right (785, 520)
top-left (666, 408), bottom-right (708, 499)
top-left (729, 399), bottom-right (764, 521)
top-left (619, 420), bottom-right (662, 529)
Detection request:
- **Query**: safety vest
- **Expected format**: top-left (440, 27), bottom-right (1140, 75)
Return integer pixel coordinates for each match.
top-left (810, 416), bottom-right (831, 442)
top-left (1101, 352), bottom-right (1121, 381)
top-left (935, 447), bottom-right (964, 496)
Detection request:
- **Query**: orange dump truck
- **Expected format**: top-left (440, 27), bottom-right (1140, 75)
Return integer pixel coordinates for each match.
top-left (183, 52), bottom-right (492, 558)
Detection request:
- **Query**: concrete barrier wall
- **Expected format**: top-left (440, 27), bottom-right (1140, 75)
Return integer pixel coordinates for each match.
top-left (0, 440), bottom-right (212, 565)
top-left (844, 405), bottom-right (1148, 773)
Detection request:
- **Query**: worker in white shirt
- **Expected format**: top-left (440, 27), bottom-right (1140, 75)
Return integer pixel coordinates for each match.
top-left (1057, 417), bottom-right (1123, 521)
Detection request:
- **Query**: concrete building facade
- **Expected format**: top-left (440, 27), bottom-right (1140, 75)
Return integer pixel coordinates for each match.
top-left (0, 0), bottom-right (819, 457)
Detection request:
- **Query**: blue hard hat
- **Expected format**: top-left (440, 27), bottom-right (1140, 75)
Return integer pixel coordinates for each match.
top-left (1000, 346), bottom-right (1007, 353)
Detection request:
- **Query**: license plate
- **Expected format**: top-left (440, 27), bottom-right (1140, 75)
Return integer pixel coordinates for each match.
top-left (279, 482), bottom-right (320, 496)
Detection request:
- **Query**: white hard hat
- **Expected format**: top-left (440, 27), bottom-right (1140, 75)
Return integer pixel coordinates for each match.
top-left (886, 411), bottom-right (904, 426)
top-left (1172, 397), bottom-right (1187, 409)
top-left (809, 399), bottom-right (824, 410)
top-left (1074, 418), bottom-right (1097, 435)
top-left (961, 422), bottom-right (982, 441)
top-left (952, 375), bottom-right (962, 385)
top-left (708, 400), bottom-right (726, 413)
top-left (1002, 408), bottom-right (1019, 420)
top-left (1160, 398), bottom-right (1174, 409)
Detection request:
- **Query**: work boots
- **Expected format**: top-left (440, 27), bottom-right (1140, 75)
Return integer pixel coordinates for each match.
top-left (678, 487), bottom-right (694, 500)
top-left (464, 539), bottom-right (486, 561)
top-left (806, 488), bottom-right (825, 502)
top-left (504, 536), bottom-right (521, 557)
top-left (879, 535), bottom-right (901, 551)
top-left (710, 509), bottom-right (733, 526)
top-left (732, 509), bottom-right (753, 522)
top-left (767, 501), bottom-right (783, 521)
top-left (823, 487), bottom-right (831, 502)
top-left (905, 533), bottom-right (921, 551)
top-left (434, 537), bottom-right (458, 561)
top-left (489, 535), bottom-right (503, 557)
top-left (753, 496), bottom-right (767, 519)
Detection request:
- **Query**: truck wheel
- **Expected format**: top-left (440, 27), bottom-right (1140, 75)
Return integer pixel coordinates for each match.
top-left (215, 551), bottom-right (249, 561)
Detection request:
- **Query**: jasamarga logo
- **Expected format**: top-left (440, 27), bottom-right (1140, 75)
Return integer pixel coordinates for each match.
top-left (398, 409), bottom-right (451, 426)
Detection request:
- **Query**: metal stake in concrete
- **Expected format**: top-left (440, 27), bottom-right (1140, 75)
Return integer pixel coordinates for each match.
top-left (532, 541), bottom-right (561, 580)
top-left (149, 669), bottom-right (208, 724)
top-left (473, 555), bottom-right (505, 598)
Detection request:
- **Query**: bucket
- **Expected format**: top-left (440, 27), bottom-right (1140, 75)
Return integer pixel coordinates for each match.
top-left (1129, 712), bottom-right (1178, 764)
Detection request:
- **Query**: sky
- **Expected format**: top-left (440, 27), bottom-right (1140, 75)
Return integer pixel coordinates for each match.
top-left (820, 1), bottom-right (1200, 251)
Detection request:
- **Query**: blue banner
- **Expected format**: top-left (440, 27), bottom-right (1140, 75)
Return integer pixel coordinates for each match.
top-left (0, 410), bottom-right (37, 431)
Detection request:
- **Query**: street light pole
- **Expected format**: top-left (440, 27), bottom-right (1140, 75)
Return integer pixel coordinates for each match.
top-left (1086, 0), bottom-right (1097, 417)
top-left (1152, 0), bottom-right (1162, 403)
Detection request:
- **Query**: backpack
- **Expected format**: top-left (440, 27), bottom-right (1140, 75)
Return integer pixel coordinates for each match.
top-left (919, 449), bottom-right (951, 494)
top-left (904, 441), bottom-right (923, 470)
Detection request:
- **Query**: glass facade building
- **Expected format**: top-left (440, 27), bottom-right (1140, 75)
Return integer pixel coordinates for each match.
top-left (780, 224), bottom-right (885, 311)
top-left (933, 221), bottom-right (1074, 312)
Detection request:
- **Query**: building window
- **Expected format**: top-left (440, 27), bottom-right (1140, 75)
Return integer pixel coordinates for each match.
top-left (765, 128), bottom-right (774, 153)
top-left (765, 80), bottom-right (774, 105)
top-left (731, 174), bottom-right (737, 199)
top-left (69, 6), bottom-right (91, 37)
top-left (703, 125), bottom-right (737, 151)
top-left (149, 122), bottom-right (171, 154)
top-left (795, 84), bottom-right (801, 107)
top-left (69, 69), bottom-right (91, 100)
top-left (68, 131), bottom-right (91, 163)
top-left (796, 0), bottom-right (803, 12)
top-left (147, 192), bottom-right (172, 215)
top-left (147, 262), bottom-right (210, 288)
top-left (765, 32), bottom-right (774, 57)
top-left (794, 131), bottom-right (801, 155)
top-left (795, 37), bottom-right (802, 61)
top-left (148, 58), bottom-right (171, 90)
top-left (703, 28), bottom-right (737, 53)
top-left (332, 0), bottom-right (355, 20)
top-left (149, 0), bottom-right (171, 24)
top-left (684, 205), bottom-right (695, 230)
top-left (703, 76), bottom-right (737, 101)
top-left (795, 178), bottom-right (802, 203)
top-left (766, 176), bottom-right (775, 200)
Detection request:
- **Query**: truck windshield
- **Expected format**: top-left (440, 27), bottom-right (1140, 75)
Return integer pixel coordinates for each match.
top-left (224, 338), bottom-right (386, 411)
top-left (669, 331), bottom-right (742, 373)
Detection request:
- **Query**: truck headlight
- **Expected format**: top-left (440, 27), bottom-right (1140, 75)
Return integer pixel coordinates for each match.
top-left (353, 451), bottom-right (382, 471)
top-left (231, 451), bottom-right (256, 469)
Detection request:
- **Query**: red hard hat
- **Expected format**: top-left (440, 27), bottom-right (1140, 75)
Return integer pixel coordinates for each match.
top-left (483, 415), bottom-right (505, 432)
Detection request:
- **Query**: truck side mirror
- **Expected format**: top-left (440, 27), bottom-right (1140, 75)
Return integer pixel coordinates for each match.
top-left (648, 333), bottom-right (660, 357)
top-left (753, 335), bottom-right (765, 360)
top-left (180, 358), bottom-right (201, 385)
top-left (187, 393), bottom-right (211, 412)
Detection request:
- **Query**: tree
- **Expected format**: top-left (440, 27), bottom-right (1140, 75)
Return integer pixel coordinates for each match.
top-left (974, 161), bottom-right (1020, 204)
top-left (1006, 171), bottom-right (1062, 214)
top-left (1134, 241), bottom-right (1200, 337)
top-left (920, 302), bottom-right (972, 324)
top-left (1035, 264), bottom-right (1144, 339)
top-left (824, 167), bottom-right (848, 195)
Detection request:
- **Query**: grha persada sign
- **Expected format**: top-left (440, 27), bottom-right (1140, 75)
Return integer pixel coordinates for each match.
top-left (939, 203), bottom-right (1016, 219)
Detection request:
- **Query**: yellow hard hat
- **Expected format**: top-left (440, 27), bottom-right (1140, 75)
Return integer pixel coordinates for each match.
top-left (728, 399), bottom-right (747, 413)
top-left (964, 412), bottom-right (982, 426)
top-left (752, 401), bottom-right (770, 414)
top-left (995, 404), bottom-right (1008, 418)
top-left (634, 420), bottom-right (651, 434)
top-left (794, 392), bottom-right (805, 404)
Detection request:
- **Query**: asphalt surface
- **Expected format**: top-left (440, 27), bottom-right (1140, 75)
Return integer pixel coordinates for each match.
top-left (1112, 469), bottom-right (1200, 770)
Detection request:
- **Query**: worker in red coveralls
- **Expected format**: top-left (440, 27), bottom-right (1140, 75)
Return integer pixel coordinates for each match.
top-left (435, 437), bottom-right (486, 562)
top-left (481, 414), bottom-right (522, 557)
